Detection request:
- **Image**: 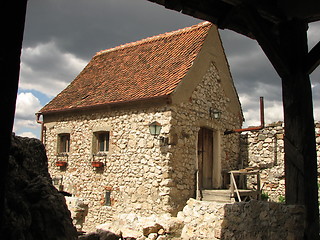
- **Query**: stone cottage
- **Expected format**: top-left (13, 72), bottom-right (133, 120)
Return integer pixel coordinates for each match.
top-left (37, 22), bottom-right (243, 230)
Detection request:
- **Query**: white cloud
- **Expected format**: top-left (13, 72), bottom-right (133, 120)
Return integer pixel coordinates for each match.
top-left (18, 132), bottom-right (38, 138)
top-left (308, 22), bottom-right (320, 49)
top-left (240, 94), bottom-right (283, 127)
top-left (314, 107), bottom-right (320, 121)
top-left (264, 102), bottom-right (284, 124)
top-left (13, 119), bottom-right (40, 134)
top-left (240, 90), bottom-right (319, 128)
top-left (14, 93), bottom-right (42, 137)
top-left (15, 92), bottom-right (42, 120)
top-left (20, 41), bottom-right (87, 97)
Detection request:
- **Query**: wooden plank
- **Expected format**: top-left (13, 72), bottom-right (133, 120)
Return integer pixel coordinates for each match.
top-left (257, 172), bottom-right (261, 200)
top-left (0, 0), bottom-right (28, 226)
top-left (304, 40), bottom-right (320, 74)
top-left (279, 19), bottom-right (319, 240)
top-left (202, 128), bottom-right (213, 189)
top-left (197, 128), bottom-right (204, 191)
top-left (237, 3), bottom-right (290, 78)
top-left (230, 172), bottom-right (241, 202)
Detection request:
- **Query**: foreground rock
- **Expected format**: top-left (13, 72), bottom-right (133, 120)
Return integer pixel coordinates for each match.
top-left (95, 198), bottom-right (305, 240)
top-left (97, 213), bottom-right (183, 240)
top-left (66, 196), bottom-right (89, 231)
top-left (78, 229), bottom-right (121, 240)
top-left (0, 135), bottom-right (77, 240)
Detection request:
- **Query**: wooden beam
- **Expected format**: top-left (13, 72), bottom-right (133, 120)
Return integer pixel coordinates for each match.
top-left (237, 3), bottom-right (291, 78)
top-left (0, 0), bottom-right (28, 226)
top-left (280, 19), bottom-right (319, 240)
top-left (304, 40), bottom-right (320, 74)
top-left (220, 0), bottom-right (283, 23)
top-left (162, 0), bottom-right (183, 11)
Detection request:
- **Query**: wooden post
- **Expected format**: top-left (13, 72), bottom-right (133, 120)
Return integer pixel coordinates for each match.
top-left (230, 172), bottom-right (235, 199)
top-left (280, 19), bottom-right (319, 240)
top-left (239, 10), bottom-right (319, 238)
top-left (0, 0), bottom-right (28, 226)
top-left (256, 172), bottom-right (261, 200)
top-left (242, 11), bottom-right (320, 238)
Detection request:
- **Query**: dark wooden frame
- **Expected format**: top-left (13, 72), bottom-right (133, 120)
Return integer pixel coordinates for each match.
top-left (0, 0), bottom-right (28, 227)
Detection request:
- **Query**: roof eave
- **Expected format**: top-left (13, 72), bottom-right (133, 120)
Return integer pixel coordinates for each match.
top-left (39, 95), bottom-right (172, 116)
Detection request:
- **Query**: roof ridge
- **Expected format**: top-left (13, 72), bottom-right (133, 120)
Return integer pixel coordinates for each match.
top-left (95, 21), bottom-right (211, 56)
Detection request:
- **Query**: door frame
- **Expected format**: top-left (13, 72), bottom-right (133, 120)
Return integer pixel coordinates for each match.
top-left (197, 127), bottom-right (221, 192)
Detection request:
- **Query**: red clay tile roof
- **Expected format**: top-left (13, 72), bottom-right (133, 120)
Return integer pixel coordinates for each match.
top-left (40, 22), bottom-right (212, 114)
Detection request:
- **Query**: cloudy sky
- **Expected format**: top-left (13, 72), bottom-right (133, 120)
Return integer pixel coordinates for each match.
top-left (15, 0), bottom-right (320, 138)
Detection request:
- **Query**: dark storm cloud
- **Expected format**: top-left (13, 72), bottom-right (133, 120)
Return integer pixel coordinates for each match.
top-left (219, 30), bottom-right (281, 100)
top-left (219, 29), bottom-right (284, 126)
top-left (24, 0), bottom-right (200, 59)
top-left (21, 0), bottom-right (200, 96)
top-left (19, 0), bottom-right (320, 133)
top-left (220, 22), bottom-right (320, 125)
top-left (20, 41), bottom-right (87, 96)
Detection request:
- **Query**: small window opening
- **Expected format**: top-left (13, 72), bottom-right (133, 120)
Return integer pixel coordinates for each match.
top-left (58, 133), bottom-right (70, 153)
top-left (105, 190), bottom-right (111, 206)
top-left (94, 131), bottom-right (110, 153)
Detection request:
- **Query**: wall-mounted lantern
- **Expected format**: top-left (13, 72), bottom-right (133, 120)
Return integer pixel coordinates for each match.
top-left (149, 121), bottom-right (169, 145)
top-left (209, 108), bottom-right (221, 119)
top-left (52, 176), bottom-right (63, 191)
top-left (52, 176), bottom-right (63, 186)
top-left (149, 121), bottom-right (162, 136)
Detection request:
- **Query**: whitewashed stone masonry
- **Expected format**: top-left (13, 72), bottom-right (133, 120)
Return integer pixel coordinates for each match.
top-left (45, 62), bottom-right (242, 231)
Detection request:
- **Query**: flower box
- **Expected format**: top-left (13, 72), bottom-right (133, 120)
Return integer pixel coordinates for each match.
top-left (56, 161), bottom-right (67, 167)
top-left (91, 161), bottom-right (104, 168)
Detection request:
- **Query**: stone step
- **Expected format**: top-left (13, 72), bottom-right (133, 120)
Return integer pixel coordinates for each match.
top-left (201, 189), bottom-right (231, 203)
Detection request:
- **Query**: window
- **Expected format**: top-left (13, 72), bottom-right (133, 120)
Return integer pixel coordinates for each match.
top-left (94, 131), bottom-right (110, 153)
top-left (105, 190), bottom-right (111, 206)
top-left (58, 133), bottom-right (70, 153)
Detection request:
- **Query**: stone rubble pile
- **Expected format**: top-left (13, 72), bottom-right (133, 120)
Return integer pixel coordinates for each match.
top-left (92, 198), bottom-right (305, 240)
top-left (78, 229), bottom-right (122, 240)
top-left (96, 213), bottom-right (184, 240)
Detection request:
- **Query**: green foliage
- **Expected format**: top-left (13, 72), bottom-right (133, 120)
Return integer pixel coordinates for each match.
top-left (261, 191), bottom-right (269, 201)
top-left (278, 195), bottom-right (285, 203)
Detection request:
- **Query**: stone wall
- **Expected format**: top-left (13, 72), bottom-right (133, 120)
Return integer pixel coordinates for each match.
top-left (178, 199), bottom-right (305, 240)
top-left (165, 63), bottom-right (242, 211)
top-left (65, 196), bottom-right (88, 231)
top-left (95, 198), bottom-right (305, 240)
top-left (240, 121), bottom-right (320, 201)
top-left (46, 107), bottom-right (173, 231)
top-left (44, 62), bottom-right (242, 231)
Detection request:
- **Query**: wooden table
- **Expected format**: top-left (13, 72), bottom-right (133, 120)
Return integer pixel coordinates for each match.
top-left (229, 169), bottom-right (261, 202)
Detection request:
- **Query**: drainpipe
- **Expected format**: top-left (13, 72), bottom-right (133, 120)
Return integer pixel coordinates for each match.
top-left (224, 97), bottom-right (265, 135)
top-left (35, 112), bottom-right (46, 143)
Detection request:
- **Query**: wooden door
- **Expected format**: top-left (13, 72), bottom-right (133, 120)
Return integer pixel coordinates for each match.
top-left (198, 128), bottom-right (214, 189)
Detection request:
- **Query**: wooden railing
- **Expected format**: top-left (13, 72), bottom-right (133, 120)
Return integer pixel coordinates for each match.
top-left (229, 169), bottom-right (261, 202)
